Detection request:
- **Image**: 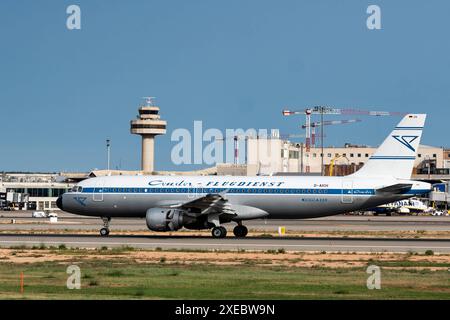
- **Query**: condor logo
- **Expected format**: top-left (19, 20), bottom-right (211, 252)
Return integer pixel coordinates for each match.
top-left (392, 135), bottom-right (419, 152)
top-left (74, 196), bottom-right (87, 206)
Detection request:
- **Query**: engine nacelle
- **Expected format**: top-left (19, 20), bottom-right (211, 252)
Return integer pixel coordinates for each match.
top-left (146, 207), bottom-right (187, 231)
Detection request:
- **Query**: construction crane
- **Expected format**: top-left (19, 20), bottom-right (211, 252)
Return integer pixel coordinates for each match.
top-left (329, 154), bottom-right (350, 176)
top-left (282, 106), bottom-right (404, 174)
top-left (279, 133), bottom-right (326, 174)
top-left (282, 106), bottom-right (404, 117)
top-left (279, 133), bottom-right (325, 139)
top-left (282, 106), bottom-right (403, 150)
top-left (214, 135), bottom-right (252, 165)
top-left (301, 119), bottom-right (361, 148)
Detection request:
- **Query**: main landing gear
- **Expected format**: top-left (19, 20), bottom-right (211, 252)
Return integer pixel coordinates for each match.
top-left (211, 224), bottom-right (249, 238)
top-left (233, 224), bottom-right (248, 238)
top-left (100, 217), bottom-right (111, 236)
top-left (211, 226), bottom-right (227, 238)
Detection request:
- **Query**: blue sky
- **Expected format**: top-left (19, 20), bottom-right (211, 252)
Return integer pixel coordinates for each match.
top-left (0, 0), bottom-right (449, 172)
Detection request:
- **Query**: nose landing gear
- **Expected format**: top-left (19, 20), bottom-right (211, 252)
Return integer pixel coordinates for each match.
top-left (100, 217), bottom-right (111, 236)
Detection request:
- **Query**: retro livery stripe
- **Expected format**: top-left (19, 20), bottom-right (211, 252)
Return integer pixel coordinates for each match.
top-left (394, 127), bottom-right (423, 130)
top-left (80, 187), bottom-right (430, 195)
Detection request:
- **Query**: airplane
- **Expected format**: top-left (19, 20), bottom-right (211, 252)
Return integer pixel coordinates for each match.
top-left (57, 114), bottom-right (432, 238)
top-left (372, 198), bottom-right (433, 215)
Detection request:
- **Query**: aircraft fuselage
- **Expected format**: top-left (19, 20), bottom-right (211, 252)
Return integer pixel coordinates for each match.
top-left (59, 175), bottom-right (431, 219)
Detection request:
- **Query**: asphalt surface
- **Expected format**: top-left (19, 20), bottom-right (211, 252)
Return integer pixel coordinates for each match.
top-left (0, 233), bottom-right (449, 253)
top-left (1, 211), bottom-right (449, 253)
top-left (1, 211), bottom-right (450, 231)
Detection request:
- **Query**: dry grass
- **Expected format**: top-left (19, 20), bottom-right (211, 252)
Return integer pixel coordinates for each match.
top-left (2, 248), bottom-right (450, 271)
top-left (1, 228), bottom-right (450, 239)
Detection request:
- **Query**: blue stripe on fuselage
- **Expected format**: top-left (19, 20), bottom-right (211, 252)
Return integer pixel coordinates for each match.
top-left (81, 187), bottom-right (373, 195)
top-left (78, 187), bottom-right (430, 196)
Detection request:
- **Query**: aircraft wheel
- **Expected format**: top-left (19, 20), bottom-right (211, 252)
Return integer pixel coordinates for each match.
top-left (100, 228), bottom-right (110, 236)
top-left (212, 226), bottom-right (227, 238)
top-left (233, 225), bottom-right (248, 238)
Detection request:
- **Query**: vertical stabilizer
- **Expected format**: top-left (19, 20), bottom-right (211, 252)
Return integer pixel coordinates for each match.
top-left (352, 114), bottom-right (426, 179)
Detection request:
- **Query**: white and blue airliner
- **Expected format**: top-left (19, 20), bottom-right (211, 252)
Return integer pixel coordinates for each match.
top-left (57, 114), bottom-right (431, 238)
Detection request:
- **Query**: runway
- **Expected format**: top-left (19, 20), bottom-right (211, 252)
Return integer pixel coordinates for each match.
top-left (1, 212), bottom-right (450, 232)
top-left (1, 233), bottom-right (450, 253)
top-left (1, 212), bottom-right (450, 253)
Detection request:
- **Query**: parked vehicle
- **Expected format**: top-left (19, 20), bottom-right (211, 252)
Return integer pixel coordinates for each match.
top-left (32, 211), bottom-right (46, 218)
top-left (432, 210), bottom-right (445, 216)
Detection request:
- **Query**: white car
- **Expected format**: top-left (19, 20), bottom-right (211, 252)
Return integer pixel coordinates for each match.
top-left (432, 210), bottom-right (445, 216)
top-left (32, 211), bottom-right (46, 218)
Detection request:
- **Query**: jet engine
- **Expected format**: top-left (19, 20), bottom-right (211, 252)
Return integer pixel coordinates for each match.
top-left (146, 207), bottom-right (200, 231)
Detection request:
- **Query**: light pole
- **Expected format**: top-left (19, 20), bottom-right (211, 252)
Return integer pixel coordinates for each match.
top-left (106, 139), bottom-right (111, 171)
top-left (425, 155), bottom-right (431, 180)
top-left (300, 142), bottom-right (304, 173)
top-left (320, 108), bottom-right (324, 176)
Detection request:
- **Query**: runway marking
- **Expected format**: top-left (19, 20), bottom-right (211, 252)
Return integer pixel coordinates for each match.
top-left (1, 240), bottom-right (450, 251)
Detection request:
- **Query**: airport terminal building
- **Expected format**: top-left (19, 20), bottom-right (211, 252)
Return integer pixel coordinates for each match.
top-left (0, 173), bottom-right (76, 211)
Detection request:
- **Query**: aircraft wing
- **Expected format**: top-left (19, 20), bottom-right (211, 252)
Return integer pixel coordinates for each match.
top-left (174, 191), bottom-right (236, 218)
top-left (376, 183), bottom-right (413, 194)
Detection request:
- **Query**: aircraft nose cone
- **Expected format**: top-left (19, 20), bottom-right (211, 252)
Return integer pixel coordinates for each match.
top-left (56, 196), bottom-right (63, 211)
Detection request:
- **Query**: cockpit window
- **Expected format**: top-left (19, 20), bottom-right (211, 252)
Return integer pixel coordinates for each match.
top-left (70, 186), bottom-right (83, 192)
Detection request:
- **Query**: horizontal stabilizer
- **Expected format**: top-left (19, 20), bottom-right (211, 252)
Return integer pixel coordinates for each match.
top-left (376, 183), bottom-right (413, 194)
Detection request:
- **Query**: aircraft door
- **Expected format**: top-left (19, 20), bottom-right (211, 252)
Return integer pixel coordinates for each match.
top-left (92, 180), bottom-right (104, 202)
top-left (341, 180), bottom-right (353, 204)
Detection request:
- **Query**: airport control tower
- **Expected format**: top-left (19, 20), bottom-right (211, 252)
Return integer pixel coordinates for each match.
top-left (130, 97), bottom-right (167, 173)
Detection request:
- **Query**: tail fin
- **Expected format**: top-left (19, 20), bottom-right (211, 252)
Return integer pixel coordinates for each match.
top-left (352, 114), bottom-right (426, 179)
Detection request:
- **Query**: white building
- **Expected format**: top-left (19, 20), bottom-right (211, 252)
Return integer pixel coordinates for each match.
top-left (0, 173), bottom-right (76, 211)
top-left (241, 137), bottom-right (445, 176)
